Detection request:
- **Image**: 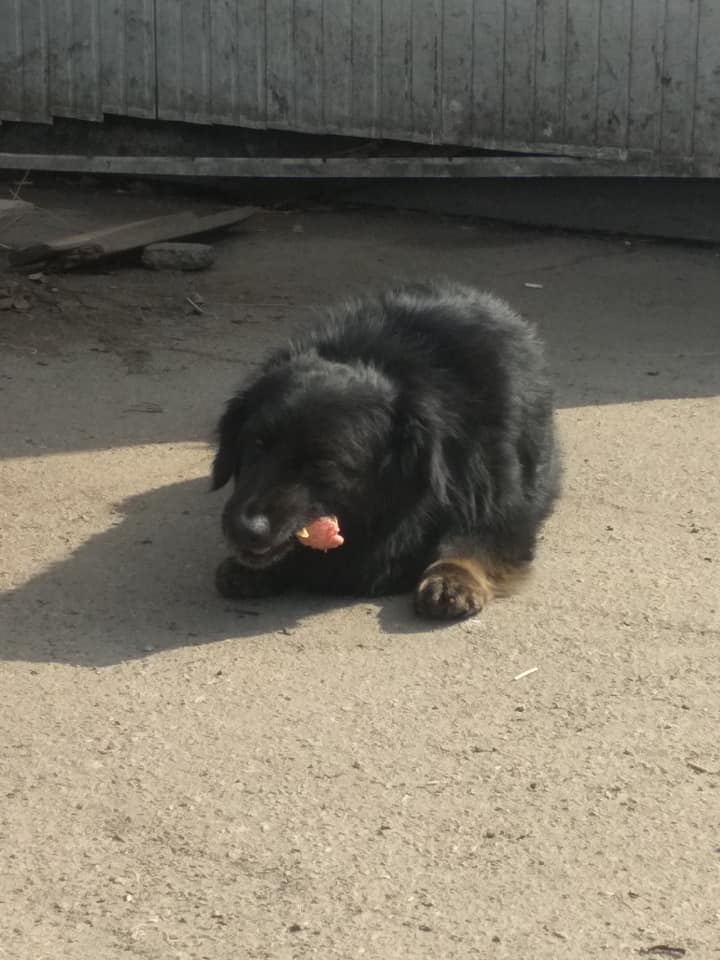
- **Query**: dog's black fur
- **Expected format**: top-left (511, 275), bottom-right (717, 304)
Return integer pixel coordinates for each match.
top-left (211, 281), bottom-right (560, 619)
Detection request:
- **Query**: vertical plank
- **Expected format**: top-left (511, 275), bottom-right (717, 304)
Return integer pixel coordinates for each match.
top-left (472, 0), bottom-right (505, 142)
top-left (380, 0), bottom-right (413, 140)
top-left (236, 0), bottom-right (268, 125)
top-left (564, 0), bottom-right (600, 143)
top-left (209, 0), bottom-right (240, 123)
top-left (49, 0), bottom-right (102, 120)
top-left (124, 0), bottom-right (156, 117)
top-left (534, 0), bottom-right (567, 143)
top-left (503, 0), bottom-right (537, 143)
top-left (266, 0), bottom-right (293, 127)
top-left (595, 0), bottom-right (632, 147)
top-left (627, 0), bottom-right (664, 151)
top-left (441, 0), bottom-right (474, 143)
top-left (350, 0), bottom-right (381, 137)
top-left (47, 0), bottom-right (73, 116)
top-left (660, 0), bottom-right (700, 159)
top-left (179, 0), bottom-right (211, 123)
top-left (693, 0), bottom-right (720, 158)
top-left (100, 0), bottom-right (125, 115)
top-left (293, 0), bottom-right (323, 130)
top-left (411, 0), bottom-right (442, 142)
top-left (70, 0), bottom-right (101, 119)
top-left (0, 0), bottom-right (48, 122)
top-left (0, 0), bottom-right (22, 120)
top-left (323, 0), bottom-right (352, 134)
top-left (20, 0), bottom-right (49, 121)
top-left (102, 0), bottom-right (155, 119)
top-left (155, 0), bottom-right (184, 120)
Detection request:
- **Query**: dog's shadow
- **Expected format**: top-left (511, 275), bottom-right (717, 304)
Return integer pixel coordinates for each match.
top-left (1, 477), bottom-right (435, 667)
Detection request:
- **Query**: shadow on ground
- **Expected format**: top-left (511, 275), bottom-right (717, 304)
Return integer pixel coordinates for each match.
top-left (0, 476), bottom-right (434, 667)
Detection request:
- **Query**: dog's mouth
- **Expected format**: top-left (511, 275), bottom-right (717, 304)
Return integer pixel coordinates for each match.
top-left (235, 537), bottom-right (295, 569)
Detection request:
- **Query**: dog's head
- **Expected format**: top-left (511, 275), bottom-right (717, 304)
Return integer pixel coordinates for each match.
top-left (211, 356), bottom-right (404, 568)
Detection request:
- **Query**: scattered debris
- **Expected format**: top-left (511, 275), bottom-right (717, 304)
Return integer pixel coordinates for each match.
top-left (142, 242), bottom-right (215, 272)
top-left (123, 402), bottom-right (164, 414)
top-left (687, 760), bottom-right (720, 775)
top-left (0, 281), bottom-right (31, 311)
top-left (185, 296), bottom-right (206, 315)
top-left (513, 666), bottom-right (539, 681)
top-left (638, 946), bottom-right (686, 958)
top-left (9, 206), bottom-right (257, 271)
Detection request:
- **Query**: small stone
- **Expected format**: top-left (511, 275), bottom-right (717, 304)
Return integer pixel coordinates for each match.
top-left (142, 242), bottom-right (215, 272)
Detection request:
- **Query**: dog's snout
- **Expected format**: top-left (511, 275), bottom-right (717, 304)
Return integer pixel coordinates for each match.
top-left (238, 512), bottom-right (271, 541)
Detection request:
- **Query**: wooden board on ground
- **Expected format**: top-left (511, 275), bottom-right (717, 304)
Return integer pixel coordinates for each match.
top-left (9, 206), bottom-right (257, 269)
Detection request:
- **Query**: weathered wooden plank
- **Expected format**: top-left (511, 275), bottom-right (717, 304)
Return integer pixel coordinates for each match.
top-left (595, 0), bottom-right (631, 148)
top-left (235, 0), bottom-right (267, 126)
top-left (179, 0), bottom-right (212, 124)
top-left (124, 0), bottom-right (157, 118)
top-left (380, 0), bottom-right (413, 140)
top-left (20, 0), bottom-right (50, 122)
top-left (693, 0), bottom-right (720, 157)
top-left (0, 153), bottom-right (668, 179)
top-left (350, 0), bottom-right (381, 136)
top-left (564, 0), bottom-right (600, 143)
top-left (209, 0), bottom-right (240, 123)
top-left (440, 0), bottom-right (474, 143)
top-left (323, 0), bottom-right (353, 133)
top-left (101, 0), bottom-right (155, 119)
top-left (265, 0), bottom-right (293, 127)
top-left (534, 0), bottom-right (567, 144)
top-left (472, 0), bottom-right (505, 141)
top-left (9, 206), bottom-right (258, 268)
top-left (47, 0), bottom-right (72, 117)
top-left (100, 0), bottom-right (126, 116)
top-left (503, 0), bottom-right (537, 142)
top-left (660, 0), bottom-right (701, 158)
top-left (627, 0), bottom-right (664, 151)
top-left (155, 0), bottom-right (183, 120)
top-left (411, 0), bottom-right (442, 142)
top-left (0, 0), bottom-right (23, 121)
top-left (293, 0), bottom-right (323, 130)
top-left (47, 0), bottom-right (101, 120)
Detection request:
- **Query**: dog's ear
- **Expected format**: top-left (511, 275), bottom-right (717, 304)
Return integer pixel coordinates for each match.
top-left (210, 394), bottom-right (246, 491)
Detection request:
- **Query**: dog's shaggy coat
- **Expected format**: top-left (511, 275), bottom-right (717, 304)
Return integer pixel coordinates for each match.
top-left (212, 281), bottom-right (560, 618)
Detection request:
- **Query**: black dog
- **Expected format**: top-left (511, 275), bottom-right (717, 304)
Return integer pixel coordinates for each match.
top-left (211, 281), bottom-right (560, 619)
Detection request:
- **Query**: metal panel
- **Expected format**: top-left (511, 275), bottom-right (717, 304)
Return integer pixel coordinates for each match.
top-left (0, 0), bottom-right (49, 122)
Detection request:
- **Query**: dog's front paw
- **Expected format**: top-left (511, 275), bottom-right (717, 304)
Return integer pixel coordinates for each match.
top-left (215, 557), bottom-right (277, 599)
top-left (414, 561), bottom-right (493, 620)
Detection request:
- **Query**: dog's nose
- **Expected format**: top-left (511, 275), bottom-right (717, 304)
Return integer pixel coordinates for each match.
top-left (238, 513), bottom-right (271, 541)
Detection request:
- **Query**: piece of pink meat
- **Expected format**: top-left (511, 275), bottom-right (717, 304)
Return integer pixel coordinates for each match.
top-left (295, 516), bottom-right (344, 550)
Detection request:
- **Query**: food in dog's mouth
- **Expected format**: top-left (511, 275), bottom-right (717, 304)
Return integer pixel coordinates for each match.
top-left (295, 516), bottom-right (344, 550)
